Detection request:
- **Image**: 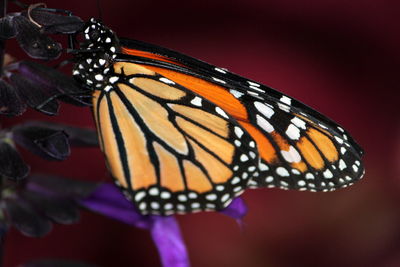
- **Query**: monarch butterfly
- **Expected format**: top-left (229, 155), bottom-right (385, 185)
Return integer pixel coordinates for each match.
top-left (73, 18), bottom-right (364, 216)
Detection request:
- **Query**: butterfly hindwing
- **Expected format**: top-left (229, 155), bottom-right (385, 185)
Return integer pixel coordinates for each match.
top-left (92, 61), bottom-right (259, 215)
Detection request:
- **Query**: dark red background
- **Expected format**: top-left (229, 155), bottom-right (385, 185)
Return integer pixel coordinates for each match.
top-left (3, 0), bottom-right (400, 266)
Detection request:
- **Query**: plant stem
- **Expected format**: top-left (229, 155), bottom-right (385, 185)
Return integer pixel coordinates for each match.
top-left (0, 0), bottom-right (7, 77)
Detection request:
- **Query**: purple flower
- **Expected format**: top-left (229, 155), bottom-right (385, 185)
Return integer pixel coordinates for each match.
top-left (81, 183), bottom-right (248, 267)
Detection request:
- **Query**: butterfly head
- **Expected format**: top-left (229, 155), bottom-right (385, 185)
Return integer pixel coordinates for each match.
top-left (73, 18), bottom-right (120, 91)
top-left (82, 18), bottom-right (119, 57)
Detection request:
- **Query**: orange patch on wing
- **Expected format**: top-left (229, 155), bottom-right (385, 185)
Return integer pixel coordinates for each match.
top-left (307, 128), bottom-right (339, 162)
top-left (131, 77), bottom-right (186, 100)
top-left (153, 142), bottom-right (185, 192)
top-left (291, 161), bottom-right (308, 172)
top-left (270, 131), bottom-right (291, 151)
top-left (110, 92), bottom-right (157, 190)
top-left (296, 136), bottom-right (325, 170)
top-left (239, 121), bottom-right (278, 164)
top-left (296, 114), bottom-right (333, 137)
top-left (139, 65), bottom-right (248, 121)
top-left (170, 104), bottom-right (229, 138)
top-left (98, 92), bottom-right (127, 188)
top-left (176, 116), bottom-right (234, 164)
top-left (114, 62), bottom-right (155, 76)
top-left (121, 47), bottom-right (186, 67)
top-left (183, 160), bottom-right (213, 193)
top-left (118, 83), bottom-right (188, 155)
top-left (188, 140), bottom-right (232, 184)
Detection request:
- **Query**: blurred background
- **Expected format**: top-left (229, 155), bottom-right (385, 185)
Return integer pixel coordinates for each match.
top-left (2, 0), bottom-right (399, 266)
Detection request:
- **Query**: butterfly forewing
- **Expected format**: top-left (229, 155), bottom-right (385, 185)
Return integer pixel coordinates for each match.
top-left (118, 38), bottom-right (365, 192)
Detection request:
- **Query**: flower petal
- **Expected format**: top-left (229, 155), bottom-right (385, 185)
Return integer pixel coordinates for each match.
top-left (20, 190), bottom-right (80, 225)
top-left (0, 16), bottom-right (16, 39)
top-left (79, 183), bottom-right (152, 229)
top-left (18, 61), bottom-right (92, 106)
top-left (220, 197), bottom-right (248, 221)
top-left (22, 9), bottom-right (84, 34)
top-left (5, 199), bottom-right (52, 237)
top-left (0, 140), bottom-right (29, 180)
top-left (27, 174), bottom-right (98, 198)
top-left (150, 216), bottom-right (190, 267)
top-left (13, 15), bottom-right (61, 59)
top-left (0, 79), bottom-right (26, 116)
top-left (12, 124), bottom-right (70, 161)
top-left (10, 73), bottom-right (60, 115)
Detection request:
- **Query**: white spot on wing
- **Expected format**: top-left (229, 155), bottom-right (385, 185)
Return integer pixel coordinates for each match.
top-left (259, 163), bottom-right (269, 171)
top-left (212, 77), bottom-right (226, 84)
top-left (240, 154), bottom-right (249, 162)
top-left (248, 81), bottom-right (260, 87)
top-left (323, 169), bottom-right (333, 178)
top-left (291, 117), bottom-right (306, 129)
top-left (265, 176), bottom-right (274, 183)
top-left (276, 167), bottom-right (290, 177)
top-left (234, 127), bottom-right (244, 138)
top-left (159, 77), bottom-right (175, 84)
top-left (135, 191), bottom-right (146, 201)
top-left (280, 146), bottom-right (301, 163)
top-left (215, 67), bottom-right (227, 73)
top-left (215, 107), bottom-right (229, 118)
top-left (298, 180), bottom-right (306, 186)
top-left (95, 74), bottom-right (103, 81)
top-left (339, 159), bottom-right (347, 170)
top-left (256, 115), bottom-right (274, 133)
top-left (286, 124), bottom-right (300, 140)
top-left (278, 103), bottom-right (290, 112)
top-left (334, 136), bottom-right (344, 144)
top-left (190, 97), bottom-right (202, 106)
top-left (254, 102), bottom-right (274, 119)
top-left (109, 76), bottom-right (119, 83)
top-left (280, 96), bottom-right (292, 105)
top-left (250, 86), bottom-right (264, 92)
top-left (305, 173), bottom-right (314, 179)
top-left (230, 89), bottom-right (244, 98)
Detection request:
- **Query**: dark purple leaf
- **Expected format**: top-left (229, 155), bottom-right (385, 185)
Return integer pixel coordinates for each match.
top-left (21, 259), bottom-right (98, 267)
top-left (0, 79), bottom-right (26, 116)
top-left (20, 121), bottom-right (98, 147)
top-left (19, 61), bottom-right (92, 106)
top-left (79, 183), bottom-right (152, 229)
top-left (13, 15), bottom-right (61, 59)
top-left (20, 190), bottom-right (80, 224)
top-left (0, 140), bottom-right (29, 180)
top-left (27, 174), bottom-right (98, 198)
top-left (22, 9), bottom-right (84, 34)
top-left (10, 73), bottom-right (59, 115)
top-left (0, 16), bottom-right (16, 39)
top-left (150, 216), bottom-right (190, 267)
top-left (5, 199), bottom-right (52, 237)
top-left (12, 124), bottom-right (70, 160)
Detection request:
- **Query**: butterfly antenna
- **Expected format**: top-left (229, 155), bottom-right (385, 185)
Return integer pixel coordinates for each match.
top-left (96, 0), bottom-right (103, 21)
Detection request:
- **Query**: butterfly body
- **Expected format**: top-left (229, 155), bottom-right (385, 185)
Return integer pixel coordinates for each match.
top-left (73, 19), bottom-right (365, 216)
